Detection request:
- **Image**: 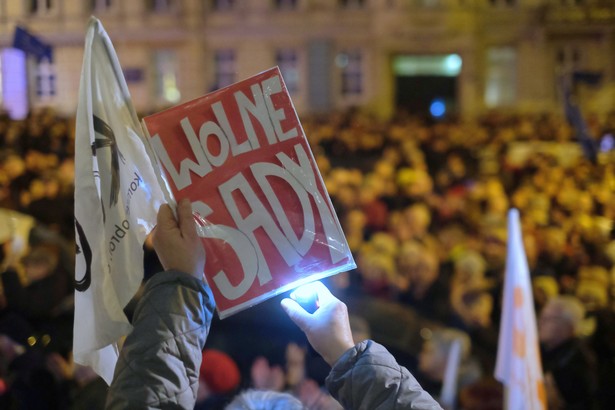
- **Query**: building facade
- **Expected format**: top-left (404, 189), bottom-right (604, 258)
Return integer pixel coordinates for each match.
top-left (0, 0), bottom-right (613, 119)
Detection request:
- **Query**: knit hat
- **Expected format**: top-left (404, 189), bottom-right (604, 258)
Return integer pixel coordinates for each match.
top-left (200, 349), bottom-right (241, 394)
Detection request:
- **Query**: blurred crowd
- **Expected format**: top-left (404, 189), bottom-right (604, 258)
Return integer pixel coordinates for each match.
top-left (0, 107), bottom-right (613, 409)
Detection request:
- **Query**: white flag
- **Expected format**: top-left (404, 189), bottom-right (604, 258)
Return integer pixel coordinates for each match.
top-left (495, 209), bottom-right (546, 410)
top-left (440, 338), bottom-right (462, 410)
top-left (73, 17), bottom-right (170, 384)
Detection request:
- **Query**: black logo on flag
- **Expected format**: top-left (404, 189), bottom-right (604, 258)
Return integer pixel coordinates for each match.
top-left (74, 218), bottom-right (92, 292)
top-left (91, 115), bottom-right (125, 221)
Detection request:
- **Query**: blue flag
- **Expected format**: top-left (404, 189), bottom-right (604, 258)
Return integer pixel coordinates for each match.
top-left (559, 74), bottom-right (598, 164)
top-left (13, 26), bottom-right (53, 62)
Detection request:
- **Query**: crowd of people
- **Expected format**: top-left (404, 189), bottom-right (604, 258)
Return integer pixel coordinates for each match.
top-left (0, 107), bottom-right (613, 409)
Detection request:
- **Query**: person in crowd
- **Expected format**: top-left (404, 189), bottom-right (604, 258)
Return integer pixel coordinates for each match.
top-left (2, 242), bottom-right (72, 335)
top-left (538, 296), bottom-right (597, 409)
top-left (225, 389), bottom-right (304, 410)
top-left (534, 227), bottom-right (577, 289)
top-left (415, 327), bottom-right (482, 407)
top-left (195, 349), bottom-right (241, 410)
top-left (356, 241), bottom-right (397, 298)
top-left (397, 241), bottom-right (449, 323)
top-left (532, 275), bottom-right (559, 313)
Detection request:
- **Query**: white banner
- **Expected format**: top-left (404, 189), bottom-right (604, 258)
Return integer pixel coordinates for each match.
top-left (73, 17), bottom-right (168, 384)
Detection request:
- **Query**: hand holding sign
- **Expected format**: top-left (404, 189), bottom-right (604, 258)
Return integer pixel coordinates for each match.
top-left (281, 282), bottom-right (355, 367)
top-left (152, 199), bottom-right (205, 281)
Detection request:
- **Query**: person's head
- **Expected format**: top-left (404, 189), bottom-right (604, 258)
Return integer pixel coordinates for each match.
top-left (358, 251), bottom-right (396, 286)
top-left (539, 296), bottom-right (585, 350)
top-left (197, 349), bottom-right (241, 402)
top-left (368, 232), bottom-right (399, 258)
top-left (397, 168), bottom-right (433, 198)
top-left (453, 250), bottom-right (486, 286)
top-left (2, 154), bottom-right (26, 180)
top-left (532, 276), bottom-right (559, 311)
top-left (397, 241), bottom-right (439, 289)
top-left (419, 328), bottom-right (471, 381)
top-left (225, 389), bottom-right (303, 410)
top-left (462, 290), bottom-right (493, 328)
top-left (446, 152), bottom-right (467, 179)
top-left (576, 278), bottom-right (608, 313)
top-left (22, 243), bottom-right (60, 283)
top-left (28, 179), bottom-right (46, 202)
top-left (481, 228), bottom-right (507, 270)
top-left (540, 227), bottom-right (566, 259)
top-left (404, 203), bottom-right (431, 237)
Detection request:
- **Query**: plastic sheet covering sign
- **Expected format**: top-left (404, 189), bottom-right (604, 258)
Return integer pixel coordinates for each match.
top-left (143, 67), bottom-right (356, 318)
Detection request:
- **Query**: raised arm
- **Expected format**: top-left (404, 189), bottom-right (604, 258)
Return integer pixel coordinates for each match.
top-left (106, 199), bottom-right (215, 409)
top-left (281, 282), bottom-right (441, 410)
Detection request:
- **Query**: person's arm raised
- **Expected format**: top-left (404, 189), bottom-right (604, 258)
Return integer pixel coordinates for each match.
top-left (106, 199), bottom-right (213, 409)
top-left (281, 282), bottom-right (355, 367)
top-left (152, 198), bottom-right (205, 280)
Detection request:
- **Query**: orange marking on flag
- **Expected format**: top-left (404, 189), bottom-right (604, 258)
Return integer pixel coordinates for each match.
top-left (513, 327), bottom-right (526, 357)
top-left (537, 379), bottom-right (547, 407)
top-left (514, 287), bottom-right (523, 308)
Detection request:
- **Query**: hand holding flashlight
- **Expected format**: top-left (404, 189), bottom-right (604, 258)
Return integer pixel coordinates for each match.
top-left (289, 283), bottom-right (320, 314)
top-left (282, 281), bottom-right (355, 367)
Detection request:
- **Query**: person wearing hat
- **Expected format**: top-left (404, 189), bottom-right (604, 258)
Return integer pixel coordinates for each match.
top-left (195, 349), bottom-right (241, 409)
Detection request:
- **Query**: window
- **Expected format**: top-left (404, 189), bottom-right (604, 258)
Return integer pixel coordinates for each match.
top-left (338, 50), bottom-right (363, 96)
top-left (484, 47), bottom-right (516, 108)
top-left (154, 50), bottom-right (181, 104)
top-left (147, 0), bottom-right (176, 13)
top-left (488, 0), bottom-right (516, 6)
top-left (90, 0), bottom-right (113, 12)
top-left (560, 0), bottom-right (584, 5)
top-left (419, 0), bottom-right (441, 7)
top-left (339, 0), bottom-right (365, 8)
top-left (28, 0), bottom-right (56, 15)
top-left (276, 49), bottom-right (299, 93)
top-left (555, 46), bottom-right (582, 70)
top-left (214, 49), bottom-right (236, 89)
top-left (211, 0), bottom-right (234, 11)
top-left (275, 0), bottom-right (298, 10)
top-left (35, 59), bottom-right (55, 98)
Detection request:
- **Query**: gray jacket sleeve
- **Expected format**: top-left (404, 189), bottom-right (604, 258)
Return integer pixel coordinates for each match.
top-left (105, 271), bottom-right (215, 410)
top-left (325, 340), bottom-right (442, 410)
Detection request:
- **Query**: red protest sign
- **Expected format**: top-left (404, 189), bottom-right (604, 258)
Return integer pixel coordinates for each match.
top-left (143, 67), bottom-right (355, 318)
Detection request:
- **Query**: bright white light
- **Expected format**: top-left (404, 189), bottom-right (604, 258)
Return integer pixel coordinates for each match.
top-left (1, 49), bottom-right (29, 120)
top-left (335, 54), bottom-right (349, 68)
top-left (290, 281), bottom-right (321, 303)
top-left (601, 134), bottom-right (614, 152)
top-left (444, 54), bottom-right (462, 74)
